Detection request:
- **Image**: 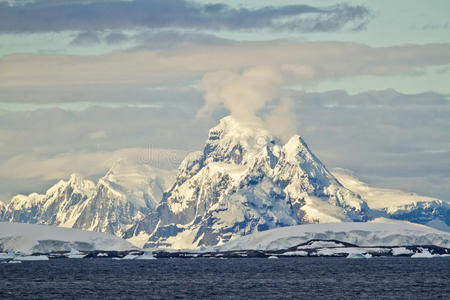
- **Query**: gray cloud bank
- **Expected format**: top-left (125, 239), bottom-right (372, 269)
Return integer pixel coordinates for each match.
top-left (0, 0), bottom-right (371, 33)
top-left (1, 40), bottom-right (450, 104)
top-left (0, 89), bottom-right (448, 202)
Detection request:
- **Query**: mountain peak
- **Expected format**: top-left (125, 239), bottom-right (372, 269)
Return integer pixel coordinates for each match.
top-left (209, 116), bottom-right (274, 145)
top-left (216, 115), bottom-right (266, 130)
top-left (44, 173), bottom-right (94, 197)
top-left (68, 173), bottom-right (84, 183)
top-left (282, 134), bottom-right (317, 162)
top-left (203, 116), bottom-right (283, 168)
top-left (284, 134), bottom-right (303, 152)
top-left (212, 116), bottom-right (308, 153)
top-left (141, 115), bottom-right (371, 248)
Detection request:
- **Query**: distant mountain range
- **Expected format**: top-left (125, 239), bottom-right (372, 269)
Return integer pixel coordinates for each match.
top-left (1, 116), bottom-right (449, 249)
top-left (0, 160), bottom-right (175, 241)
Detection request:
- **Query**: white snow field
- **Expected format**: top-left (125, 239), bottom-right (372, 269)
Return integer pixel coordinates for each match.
top-left (0, 222), bottom-right (135, 254)
top-left (332, 168), bottom-right (450, 231)
top-left (217, 220), bottom-right (450, 251)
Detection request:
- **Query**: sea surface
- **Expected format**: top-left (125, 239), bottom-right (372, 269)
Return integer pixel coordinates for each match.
top-left (1, 257), bottom-right (449, 299)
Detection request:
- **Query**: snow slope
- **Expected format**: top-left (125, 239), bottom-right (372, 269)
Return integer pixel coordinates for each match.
top-left (1, 174), bottom-right (96, 228)
top-left (0, 160), bottom-right (176, 239)
top-left (0, 222), bottom-right (135, 254)
top-left (217, 220), bottom-right (450, 251)
top-left (73, 159), bottom-right (176, 237)
top-left (332, 168), bottom-right (450, 229)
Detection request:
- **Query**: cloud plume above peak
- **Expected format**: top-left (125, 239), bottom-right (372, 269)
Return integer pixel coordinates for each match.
top-left (0, 0), bottom-right (371, 33)
top-left (199, 66), bottom-right (299, 142)
top-left (199, 66), bottom-right (283, 120)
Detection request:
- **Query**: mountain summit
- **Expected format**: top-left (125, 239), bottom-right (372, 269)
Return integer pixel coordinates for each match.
top-left (137, 116), bottom-right (370, 248)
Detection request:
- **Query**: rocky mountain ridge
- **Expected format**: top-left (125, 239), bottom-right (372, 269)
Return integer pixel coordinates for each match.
top-left (1, 116), bottom-right (448, 249)
top-left (0, 160), bottom-right (175, 239)
top-left (137, 116), bottom-right (371, 249)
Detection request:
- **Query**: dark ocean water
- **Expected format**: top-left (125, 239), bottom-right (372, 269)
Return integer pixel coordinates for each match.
top-left (1, 257), bottom-right (449, 299)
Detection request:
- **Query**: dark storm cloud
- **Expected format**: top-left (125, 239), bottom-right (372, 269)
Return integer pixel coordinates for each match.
top-left (0, 0), bottom-right (371, 33)
top-left (69, 29), bottom-right (229, 47)
top-left (129, 30), bottom-right (230, 50)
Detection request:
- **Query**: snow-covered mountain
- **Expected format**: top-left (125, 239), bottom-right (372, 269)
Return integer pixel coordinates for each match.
top-left (73, 160), bottom-right (175, 237)
top-left (1, 116), bottom-right (449, 250)
top-left (332, 168), bottom-right (450, 231)
top-left (1, 174), bottom-right (96, 227)
top-left (137, 116), bottom-right (370, 249)
top-left (0, 160), bottom-right (176, 239)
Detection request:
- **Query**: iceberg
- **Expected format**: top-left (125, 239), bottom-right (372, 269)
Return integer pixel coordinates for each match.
top-left (411, 249), bottom-right (438, 258)
top-left (14, 255), bottom-right (49, 261)
top-left (136, 252), bottom-right (157, 260)
top-left (346, 253), bottom-right (368, 259)
top-left (67, 249), bottom-right (86, 259)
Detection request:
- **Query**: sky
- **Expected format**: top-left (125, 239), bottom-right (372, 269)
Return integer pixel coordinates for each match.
top-left (0, 0), bottom-right (449, 202)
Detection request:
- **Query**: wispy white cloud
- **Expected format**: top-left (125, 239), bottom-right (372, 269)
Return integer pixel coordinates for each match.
top-left (198, 66), bottom-right (298, 142)
top-left (0, 147), bottom-right (187, 181)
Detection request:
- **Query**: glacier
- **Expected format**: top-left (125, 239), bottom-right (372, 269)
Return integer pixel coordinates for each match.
top-left (216, 220), bottom-right (450, 251)
top-left (332, 168), bottom-right (450, 230)
top-left (0, 222), bottom-right (134, 254)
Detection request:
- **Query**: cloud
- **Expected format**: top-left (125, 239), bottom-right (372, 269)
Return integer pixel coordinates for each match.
top-left (198, 66), bottom-right (283, 120)
top-left (262, 97), bottom-right (299, 143)
top-left (88, 130), bottom-right (107, 140)
top-left (273, 3), bottom-right (372, 32)
top-left (422, 22), bottom-right (449, 30)
top-left (0, 145), bottom-right (188, 202)
top-left (1, 40), bottom-right (450, 104)
top-left (0, 89), bottom-right (448, 202)
top-left (131, 30), bottom-right (230, 50)
top-left (288, 89), bottom-right (450, 200)
top-left (104, 32), bottom-right (129, 45)
top-left (70, 31), bottom-right (101, 46)
top-left (0, 105), bottom-right (212, 161)
top-left (198, 66), bottom-right (299, 142)
top-left (0, 147), bottom-right (187, 181)
top-left (0, 0), bottom-right (371, 33)
top-left (68, 29), bottom-right (229, 49)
